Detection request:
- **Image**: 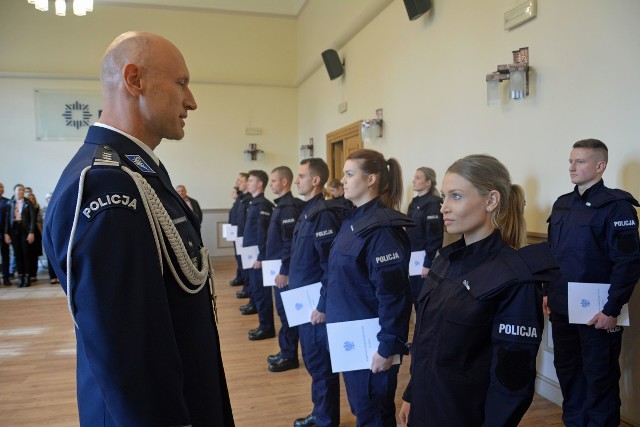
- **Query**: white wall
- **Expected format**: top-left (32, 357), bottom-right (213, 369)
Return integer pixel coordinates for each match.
top-left (297, 0), bottom-right (640, 423)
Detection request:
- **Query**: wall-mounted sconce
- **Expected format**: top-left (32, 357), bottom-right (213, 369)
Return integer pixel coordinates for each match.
top-left (485, 47), bottom-right (529, 107)
top-left (300, 138), bottom-right (314, 159)
top-left (244, 143), bottom-right (264, 161)
top-left (361, 108), bottom-right (384, 143)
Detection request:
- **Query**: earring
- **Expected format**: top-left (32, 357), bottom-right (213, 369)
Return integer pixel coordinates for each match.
top-left (487, 207), bottom-right (492, 212)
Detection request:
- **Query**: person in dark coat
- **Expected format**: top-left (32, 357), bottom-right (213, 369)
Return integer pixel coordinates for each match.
top-left (406, 167), bottom-right (443, 308)
top-left (0, 182), bottom-right (11, 286)
top-left (4, 184), bottom-right (36, 287)
top-left (399, 154), bottom-right (560, 427)
top-left (546, 139), bottom-right (639, 427)
top-left (327, 149), bottom-right (413, 427)
top-left (175, 184), bottom-right (203, 224)
top-left (42, 31), bottom-right (234, 426)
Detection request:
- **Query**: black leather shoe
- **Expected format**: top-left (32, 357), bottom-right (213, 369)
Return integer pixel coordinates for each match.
top-left (2, 278), bottom-right (11, 286)
top-left (248, 329), bottom-right (275, 341)
top-left (266, 352), bottom-right (282, 364)
top-left (240, 304), bottom-right (257, 315)
top-left (269, 358), bottom-right (299, 372)
top-left (293, 414), bottom-right (316, 427)
top-left (229, 277), bottom-right (244, 287)
top-left (236, 290), bottom-right (249, 299)
top-left (248, 327), bottom-right (261, 335)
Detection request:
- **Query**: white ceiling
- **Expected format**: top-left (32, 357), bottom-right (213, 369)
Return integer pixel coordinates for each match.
top-left (96, 0), bottom-right (308, 17)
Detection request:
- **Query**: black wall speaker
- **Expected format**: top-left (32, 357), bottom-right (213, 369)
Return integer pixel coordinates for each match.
top-left (321, 49), bottom-right (344, 80)
top-left (403, 0), bottom-right (431, 21)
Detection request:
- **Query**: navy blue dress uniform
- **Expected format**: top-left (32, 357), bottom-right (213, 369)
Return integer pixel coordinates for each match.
top-left (265, 191), bottom-right (304, 360)
top-left (0, 194), bottom-right (11, 284)
top-left (289, 193), bottom-right (345, 427)
top-left (326, 198), bottom-right (413, 427)
top-left (547, 179), bottom-right (640, 427)
top-left (5, 196), bottom-right (36, 286)
top-left (236, 192), bottom-right (253, 293)
top-left (243, 192), bottom-right (274, 332)
top-left (405, 192), bottom-right (443, 308)
top-left (402, 230), bottom-right (560, 427)
top-left (228, 190), bottom-right (245, 284)
top-left (42, 126), bottom-right (234, 427)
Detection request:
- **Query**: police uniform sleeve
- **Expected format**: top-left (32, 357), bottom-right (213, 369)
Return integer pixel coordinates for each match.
top-left (484, 281), bottom-right (543, 426)
top-left (313, 209), bottom-right (341, 313)
top-left (602, 200), bottom-right (640, 317)
top-left (366, 227), bottom-right (412, 358)
top-left (279, 206), bottom-right (298, 276)
top-left (256, 203), bottom-right (272, 262)
top-left (61, 168), bottom-right (191, 425)
top-left (422, 200), bottom-right (443, 268)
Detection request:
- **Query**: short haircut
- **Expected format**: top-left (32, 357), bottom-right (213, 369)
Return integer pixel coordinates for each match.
top-left (573, 139), bottom-right (608, 163)
top-left (326, 178), bottom-right (343, 189)
top-left (238, 172), bottom-right (249, 180)
top-left (248, 169), bottom-right (268, 189)
top-left (271, 166), bottom-right (293, 183)
top-left (300, 158), bottom-right (329, 187)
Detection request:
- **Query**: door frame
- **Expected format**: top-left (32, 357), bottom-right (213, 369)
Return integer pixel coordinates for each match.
top-left (326, 120), bottom-right (363, 182)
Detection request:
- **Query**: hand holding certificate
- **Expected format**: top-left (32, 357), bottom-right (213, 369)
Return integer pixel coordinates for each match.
top-left (280, 282), bottom-right (322, 327)
top-left (240, 245), bottom-right (259, 269)
top-left (568, 282), bottom-right (630, 326)
top-left (408, 250), bottom-right (426, 276)
top-left (261, 259), bottom-right (282, 287)
top-left (222, 224), bottom-right (238, 241)
top-left (326, 318), bottom-right (400, 373)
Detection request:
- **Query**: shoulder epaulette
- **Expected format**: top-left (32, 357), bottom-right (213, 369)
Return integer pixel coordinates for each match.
top-left (92, 145), bottom-right (121, 168)
top-left (351, 208), bottom-right (415, 237)
top-left (590, 187), bottom-right (640, 208)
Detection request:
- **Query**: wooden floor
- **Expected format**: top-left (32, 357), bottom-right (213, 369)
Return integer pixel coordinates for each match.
top-left (0, 259), bottom-right (581, 426)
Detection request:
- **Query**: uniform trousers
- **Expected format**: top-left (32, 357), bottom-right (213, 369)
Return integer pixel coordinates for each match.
top-left (234, 253), bottom-right (243, 282)
top-left (299, 322), bottom-right (340, 427)
top-left (1, 240), bottom-right (9, 280)
top-left (10, 223), bottom-right (32, 277)
top-left (274, 285), bottom-right (299, 360)
top-left (250, 268), bottom-right (274, 332)
top-left (343, 364), bottom-right (399, 427)
top-left (551, 313), bottom-right (622, 427)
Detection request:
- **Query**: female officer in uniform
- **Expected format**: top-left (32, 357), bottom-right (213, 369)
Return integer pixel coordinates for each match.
top-left (406, 167), bottom-right (443, 308)
top-left (399, 154), bottom-right (560, 427)
top-left (327, 149), bottom-right (413, 427)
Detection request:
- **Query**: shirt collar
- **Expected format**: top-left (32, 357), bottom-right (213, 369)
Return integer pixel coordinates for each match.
top-left (93, 122), bottom-right (160, 166)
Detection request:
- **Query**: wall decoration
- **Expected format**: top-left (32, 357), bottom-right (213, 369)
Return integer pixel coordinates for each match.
top-left (35, 89), bottom-right (103, 141)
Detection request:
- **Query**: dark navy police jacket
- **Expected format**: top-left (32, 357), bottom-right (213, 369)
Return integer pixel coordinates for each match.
top-left (326, 198), bottom-right (414, 359)
top-left (406, 192), bottom-right (443, 268)
top-left (242, 193), bottom-right (273, 263)
top-left (547, 180), bottom-right (640, 316)
top-left (288, 193), bottom-right (345, 312)
top-left (403, 230), bottom-right (560, 427)
top-left (42, 126), bottom-right (234, 427)
top-left (265, 191), bottom-right (304, 275)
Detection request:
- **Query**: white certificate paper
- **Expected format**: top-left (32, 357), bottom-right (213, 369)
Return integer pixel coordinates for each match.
top-left (234, 236), bottom-right (243, 254)
top-left (261, 259), bottom-right (282, 287)
top-left (568, 282), bottom-right (630, 326)
top-left (240, 245), bottom-right (259, 269)
top-left (409, 250), bottom-right (426, 276)
top-left (222, 224), bottom-right (237, 241)
top-left (280, 282), bottom-right (322, 327)
top-left (326, 318), bottom-right (401, 373)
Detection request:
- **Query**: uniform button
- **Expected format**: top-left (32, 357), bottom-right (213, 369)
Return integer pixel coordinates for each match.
top-left (188, 241), bottom-right (193, 247)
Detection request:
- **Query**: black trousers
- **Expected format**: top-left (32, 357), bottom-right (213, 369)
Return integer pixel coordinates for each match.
top-left (1, 239), bottom-right (10, 279)
top-left (10, 223), bottom-right (32, 276)
top-left (551, 313), bottom-right (622, 427)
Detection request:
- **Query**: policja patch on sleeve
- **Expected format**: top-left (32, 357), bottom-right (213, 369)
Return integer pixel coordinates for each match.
top-left (82, 192), bottom-right (139, 221)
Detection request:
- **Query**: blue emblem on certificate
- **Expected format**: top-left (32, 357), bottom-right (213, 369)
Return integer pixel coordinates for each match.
top-left (125, 155), bottom-right (155, 173)
top-left (343, 341), bottom-right (355, 352)
top-left (580, 299), bottom-right (591, 308)
top-left (295, 303), bottom-right (303, 311)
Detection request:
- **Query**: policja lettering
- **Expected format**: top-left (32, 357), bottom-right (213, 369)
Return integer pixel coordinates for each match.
top-left (315, 229), bottom-right (334, 238)
top-left (613, 219), bottom-right (636, 227)
top-left (376, 252), bottom-right (400, 264)
top-left (498, 323), bottom-right (538, 338)
top-left (82, 193), bottom-right (138, 220)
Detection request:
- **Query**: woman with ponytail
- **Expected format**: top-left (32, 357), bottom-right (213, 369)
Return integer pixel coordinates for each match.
top-left (326, 149), bottom-right (413, 427)
top-left (399, 154), bottom-right (560, 427)
top-left (406, 167), bottom-right (444, 309)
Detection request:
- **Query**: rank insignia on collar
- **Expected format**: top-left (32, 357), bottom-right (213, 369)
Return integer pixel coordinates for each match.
top-left (125, 154), bottom-right (155, 173)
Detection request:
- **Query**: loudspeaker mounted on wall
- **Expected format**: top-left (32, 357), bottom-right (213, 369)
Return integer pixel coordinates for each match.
top-left (321, 49), bottom-right (344, 80)
top-left (403, 0), bottom-right (431, 21)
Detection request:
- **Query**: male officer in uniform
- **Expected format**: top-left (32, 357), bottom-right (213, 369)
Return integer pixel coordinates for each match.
top-left (243, 169), bottom-right (275, 339)
top-left (229, 173), bottom-right (248, 289)
top-left (42, 31), bottom-right (234, 426)
top-left (546, 139), bottom-right (640, 427)
top-left (289, 158), bottom-right (347, 427)
top-left (264, 166), bottom-right (304, 372)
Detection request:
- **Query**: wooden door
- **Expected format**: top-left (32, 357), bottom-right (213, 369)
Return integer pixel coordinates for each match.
top-left (326, 121), bottom-right (363, 182)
